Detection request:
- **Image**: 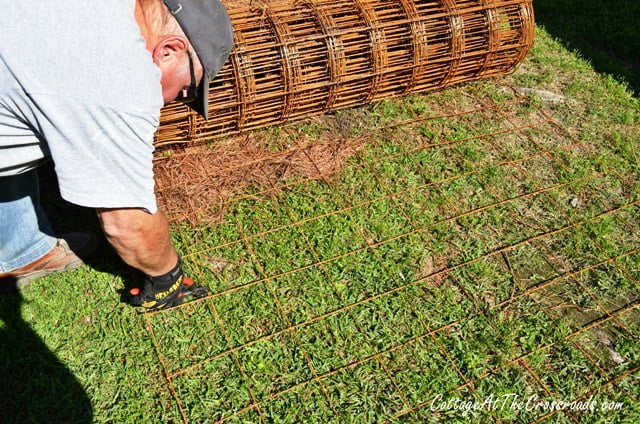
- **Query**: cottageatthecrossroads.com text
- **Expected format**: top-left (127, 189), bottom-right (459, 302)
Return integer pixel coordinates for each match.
top-left (430, 393), bottom-right (625, 414)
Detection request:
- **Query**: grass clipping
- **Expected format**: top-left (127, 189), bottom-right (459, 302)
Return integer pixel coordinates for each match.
top-left (154, 134), bottom-right (365, 225)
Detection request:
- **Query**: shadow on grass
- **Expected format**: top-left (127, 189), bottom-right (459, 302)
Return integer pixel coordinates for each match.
top-left (0, 289), bottom-right (93, 423)
top-left (36, 162), bottom-right (143, 301)
top-left (0, 166), bottom-right (93, 422)
top-left (534, 0), bottom-right (640, 95)
top-left (0, 164), bottom-right (145, 423)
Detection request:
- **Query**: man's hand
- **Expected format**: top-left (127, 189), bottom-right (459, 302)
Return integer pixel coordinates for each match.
top-left (129, 257), bottom-right (208, 310)
top-left (96, 208), bottom-right (209, 309)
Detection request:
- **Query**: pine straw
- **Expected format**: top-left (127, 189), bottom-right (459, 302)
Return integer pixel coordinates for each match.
top-left (154, 133), bottom-right (367, 225)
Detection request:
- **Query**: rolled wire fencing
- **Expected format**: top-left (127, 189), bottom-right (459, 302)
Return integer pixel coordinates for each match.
top-left (154, 0), bottom-right (535, 147)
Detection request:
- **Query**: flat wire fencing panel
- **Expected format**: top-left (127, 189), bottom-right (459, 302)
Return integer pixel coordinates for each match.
top-left (144, 82), bottom-right (640, 422)
top-left (154, 0), bottom-right (535, 147)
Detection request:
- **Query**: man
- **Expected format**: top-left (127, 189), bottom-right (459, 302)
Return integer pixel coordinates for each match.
top-left (0, 0), bottom-right (233, 309)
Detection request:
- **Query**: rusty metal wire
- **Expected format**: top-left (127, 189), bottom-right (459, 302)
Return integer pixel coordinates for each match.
top-left (143, 80), bottom-right (640, 422)
top-left (154, 0), bottom-right (535, 147)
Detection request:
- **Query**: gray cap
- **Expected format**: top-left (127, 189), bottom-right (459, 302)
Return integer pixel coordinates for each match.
top-left (163, 0), bottom-right (233, 119)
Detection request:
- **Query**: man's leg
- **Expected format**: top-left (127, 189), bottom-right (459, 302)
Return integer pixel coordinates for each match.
top-left (0, 168), bottom-right (57, 272)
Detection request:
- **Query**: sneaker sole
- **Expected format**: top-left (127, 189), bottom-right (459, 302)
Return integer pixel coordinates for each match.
top-left (14, 257), bottom-right (85, 289)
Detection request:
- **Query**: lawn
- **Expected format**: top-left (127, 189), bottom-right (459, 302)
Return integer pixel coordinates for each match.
top-left (2, 12), bottom-right (640, 424)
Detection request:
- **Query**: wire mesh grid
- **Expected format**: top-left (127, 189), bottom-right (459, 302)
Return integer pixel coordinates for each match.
top-left (143, 82), bottom-right (640, 422)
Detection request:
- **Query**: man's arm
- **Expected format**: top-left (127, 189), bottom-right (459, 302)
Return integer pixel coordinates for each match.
top-left (96, 208), bottom-right (179, 276)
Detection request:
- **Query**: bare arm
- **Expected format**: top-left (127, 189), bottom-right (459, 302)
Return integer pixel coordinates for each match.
top-left (96, 208), bottom-right (178, 276)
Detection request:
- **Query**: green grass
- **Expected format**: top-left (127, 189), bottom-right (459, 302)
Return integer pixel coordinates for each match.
top-left (2, 21), bottom-right (640, 424)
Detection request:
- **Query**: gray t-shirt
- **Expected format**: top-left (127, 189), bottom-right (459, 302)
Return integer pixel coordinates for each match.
top-left (0, 0), bottom-right (163, 213)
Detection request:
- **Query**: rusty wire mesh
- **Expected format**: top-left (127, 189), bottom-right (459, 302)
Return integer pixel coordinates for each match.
top-left (145, 81), bottom-right (640, 422)
top-left (154, 0), bottom-right (535, 148)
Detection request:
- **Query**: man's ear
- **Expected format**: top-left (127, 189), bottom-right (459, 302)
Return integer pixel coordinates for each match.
top-left (151, 35), bottom-right (189, 66)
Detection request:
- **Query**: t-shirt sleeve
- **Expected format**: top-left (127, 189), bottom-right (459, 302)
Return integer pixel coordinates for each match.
top-left (31, 95), bottom-right (159, 213)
